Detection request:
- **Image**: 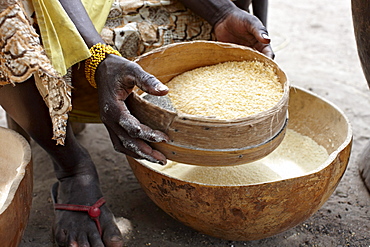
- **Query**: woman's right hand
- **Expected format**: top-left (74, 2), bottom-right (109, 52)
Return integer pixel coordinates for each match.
top-left (95, 54), bottom-right (170, 165)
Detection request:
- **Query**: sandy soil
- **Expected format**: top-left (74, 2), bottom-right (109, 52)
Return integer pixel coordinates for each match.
top-left (1, 0), bottom-right (369, 246)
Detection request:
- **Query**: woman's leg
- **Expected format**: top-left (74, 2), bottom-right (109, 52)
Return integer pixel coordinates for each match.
top-left (0, 78), bottom-right (124, 246)
top-left (6, 113), bottom-right (30, 142)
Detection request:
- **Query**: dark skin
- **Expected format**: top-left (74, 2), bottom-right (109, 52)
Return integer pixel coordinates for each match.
top-left (233, 0), bottom-right (269, 26)
top-left (0, 0), bottom-right (274, 246)
top-left (252, 0), bottom-right (269, 26)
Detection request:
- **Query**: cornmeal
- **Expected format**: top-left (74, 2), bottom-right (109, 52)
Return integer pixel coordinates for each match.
top-left (143, 129), bottom-right (329, 185)
top-left (166, 61), bottom-right (283, 119)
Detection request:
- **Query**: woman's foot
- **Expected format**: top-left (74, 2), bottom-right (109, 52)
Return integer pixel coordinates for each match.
top-left (52, 175), bottom-right (124, 247)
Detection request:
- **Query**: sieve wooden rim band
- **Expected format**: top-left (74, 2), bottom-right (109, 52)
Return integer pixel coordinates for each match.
top-left (168, 115), bottom-right (289, 152)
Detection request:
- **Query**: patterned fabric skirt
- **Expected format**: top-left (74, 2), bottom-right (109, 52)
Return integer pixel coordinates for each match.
top-left (0, 0), bottom-right (71, 145)
top-left (102, 0), bottom-right (214, 60)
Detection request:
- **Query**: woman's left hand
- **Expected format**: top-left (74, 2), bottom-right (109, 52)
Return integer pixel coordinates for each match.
top-left (214, 8), bottom-right (274, 59)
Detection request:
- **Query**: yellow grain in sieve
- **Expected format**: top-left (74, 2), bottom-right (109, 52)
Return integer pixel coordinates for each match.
top-left (166, 60), bottom-right (283, 119)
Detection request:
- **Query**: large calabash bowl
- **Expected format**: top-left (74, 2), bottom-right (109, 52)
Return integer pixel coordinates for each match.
top-left (127, 86), bottom-right (352, 241)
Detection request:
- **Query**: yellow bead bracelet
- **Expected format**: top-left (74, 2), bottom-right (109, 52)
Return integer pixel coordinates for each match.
top-left (85, 43), bottom-right (122, 88)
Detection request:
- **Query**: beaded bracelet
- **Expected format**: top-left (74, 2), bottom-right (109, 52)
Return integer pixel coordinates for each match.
top-left (85, 43), bottom-right (122, 88)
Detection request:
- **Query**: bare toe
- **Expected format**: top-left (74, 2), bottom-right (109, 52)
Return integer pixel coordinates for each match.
top-left (102, 222), bottom-right (124, 247)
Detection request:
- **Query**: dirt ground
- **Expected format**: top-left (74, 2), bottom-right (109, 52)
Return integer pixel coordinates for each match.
top-left (1, 0), bottom-right (369, 246)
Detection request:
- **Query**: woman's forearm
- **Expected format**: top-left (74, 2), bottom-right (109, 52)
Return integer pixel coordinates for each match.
top-left (178, 0), bottom-right (237, 26)
top-left (58, 0), bottom-right (104, 47)
top-left (252, 0), bottom-right (268, 26)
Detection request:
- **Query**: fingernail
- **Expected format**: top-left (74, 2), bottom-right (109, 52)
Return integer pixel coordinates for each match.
top-left (158, 160), bottom-right (166, 165)
top-left (110, 236), bottom-right (123, 242)
top-left (151, 132), bottom-right (169, 143)
top-left (262, 33), bottom-right (270, 40)
top-left (155, 83), bottom-right (168, 92)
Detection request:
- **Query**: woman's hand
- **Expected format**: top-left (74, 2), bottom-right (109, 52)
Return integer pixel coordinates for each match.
top-left (95, 54), bottom-right (169, 165)
top-left (59, 0), bottom-right (170, 164)
top-left (214, 8), bottom-right (274, 59)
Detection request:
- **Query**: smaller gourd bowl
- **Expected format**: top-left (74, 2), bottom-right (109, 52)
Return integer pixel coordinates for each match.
top-left (127, 41), bottom-right (289, 166)
top-left (0, 127), bottom-right (33, 247)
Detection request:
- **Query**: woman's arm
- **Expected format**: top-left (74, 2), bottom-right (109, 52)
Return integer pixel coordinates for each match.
top-left (58, 0), bottom-right (103, 47)
top-left (177, 0), bottom-right (236, 26)
top-left (252, 0), bottom-right (268, 26)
